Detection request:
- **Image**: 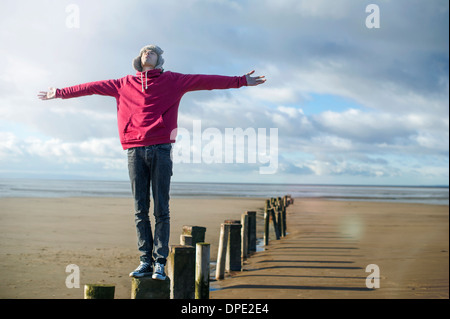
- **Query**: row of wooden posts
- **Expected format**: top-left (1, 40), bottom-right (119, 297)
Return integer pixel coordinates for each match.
top-left (84, 195), bottom-right (293, 299)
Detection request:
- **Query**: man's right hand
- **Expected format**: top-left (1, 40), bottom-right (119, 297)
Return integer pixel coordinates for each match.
top-left (38, 87), bottom-right (56, 100)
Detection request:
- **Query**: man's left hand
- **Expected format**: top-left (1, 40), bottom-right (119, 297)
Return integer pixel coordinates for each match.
top-left (245, 70), bottom-right (266, 86)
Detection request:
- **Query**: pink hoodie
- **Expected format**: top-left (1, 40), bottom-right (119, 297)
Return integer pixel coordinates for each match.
top-left (55, 69), bottom-right (248, 149)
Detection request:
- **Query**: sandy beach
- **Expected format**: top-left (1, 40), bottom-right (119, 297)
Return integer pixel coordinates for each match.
top-left (212, 199), bottom-right (449, 299)
top-left (0, 196), bottom-right (263, 299)
top-left (0, 196), bottom-right (448, 299)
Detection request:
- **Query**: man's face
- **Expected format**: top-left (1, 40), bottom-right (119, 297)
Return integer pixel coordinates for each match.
top-left (141, 49), bottom-right (158, 69)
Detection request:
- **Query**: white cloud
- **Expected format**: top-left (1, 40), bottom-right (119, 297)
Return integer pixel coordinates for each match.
top-left (0, 0), bottom-right (448, 185)
top-left (0, 133), bottom-right (124, 169)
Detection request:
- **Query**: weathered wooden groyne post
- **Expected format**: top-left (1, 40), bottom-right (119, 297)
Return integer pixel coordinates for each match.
top-left (84, 284), bottom-right (115, 299)
top-left (182, 225), bottom-right (206, 247)
top-left (195, 242), bottom-right (210, 299)
top-left (270, 204), bottom-right (281, 240)
top-left (264, 199), bottom-right (270, 246)
top-left (131, 277), bottom-right (170, 299)
top-left (263, 194), bottom-right (292, 246)
top-left (216, 223), bottom-right (230, 280)
top-left (180, 234), bottom-right (193, 246)
top-left (241, 213), bottom-right (249, 259)
top-left (246, 211), bottom-right (257, 253)
top-left (282, 195), bottom-right (288, 236)
top-left (225, 220), bottom-right (242, 272)
top-left (167, 245), bottom-right (196, 299)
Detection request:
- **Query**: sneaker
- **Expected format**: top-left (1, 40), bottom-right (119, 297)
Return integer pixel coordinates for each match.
top-left (129, 262), bottom-right (153, 278)
top-left (152, 262), bottom-right (166, 280)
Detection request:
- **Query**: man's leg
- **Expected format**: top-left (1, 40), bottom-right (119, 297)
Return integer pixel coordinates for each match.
top-left (151, 143), bottom-right (173, 266)
top-left (128, 147), bottom-right (154, 265)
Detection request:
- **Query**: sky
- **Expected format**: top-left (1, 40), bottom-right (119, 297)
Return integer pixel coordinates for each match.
top-left (0, 0), bottom-right (448, 185)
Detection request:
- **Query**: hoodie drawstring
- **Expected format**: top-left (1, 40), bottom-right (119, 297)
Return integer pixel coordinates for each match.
top-left (140, 71), bottom-right (148, 92)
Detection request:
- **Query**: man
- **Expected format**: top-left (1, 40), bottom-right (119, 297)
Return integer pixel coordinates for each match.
top-left (38, 44), bottom-right (266, 280)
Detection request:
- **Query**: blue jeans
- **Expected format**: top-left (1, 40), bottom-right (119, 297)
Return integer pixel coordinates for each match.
top-left (127, 144), bottom-right (172, 265)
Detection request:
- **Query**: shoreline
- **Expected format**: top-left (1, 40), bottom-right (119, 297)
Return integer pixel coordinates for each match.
top-left (2, 178), bottom-right (448, 206)
top-left (0, 196), bottom-right (448, 299)
top-left (1, 195), bottom-right (448, 206)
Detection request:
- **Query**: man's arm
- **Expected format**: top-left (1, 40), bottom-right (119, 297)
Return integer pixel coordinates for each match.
top-left (177, 70), bottom-right (266, 93)
top-left (38, 79), bottom-right (121, 101)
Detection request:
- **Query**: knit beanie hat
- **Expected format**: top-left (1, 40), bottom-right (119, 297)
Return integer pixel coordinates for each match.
top-left (132, 44), bottom-right (165, 72)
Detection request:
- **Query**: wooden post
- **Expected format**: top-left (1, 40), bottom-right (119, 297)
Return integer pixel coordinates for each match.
top-left (241, 214), bottom-right (249, 259)
top-left (84, 284), bottom-right (115, 299)
top-left (216, 223), bottom-right (230, 280)
top-left (180, 234), bottom-right (193, 246)
top-left (278, 200), bottom-right (285, 238)
top-left (224, 219), bottom-right (240, 224)
top-left (264, 200), bottom-right (270, 246)
top-left (276, 207), bottom-right (282, 237)
top-left (277, 197), bottom-right (284, 235)
top-left (182, 226), bottom-right (206, 247)
top-left (246, 211), bottom-right (257, 253)
top-left (226, 222), bottom-right (242, 271)
top-left (167, 245), bottom-right (195, 299)
top-left (195, 243), bottom-right (210, 299)
top-left (282, 197), bottom-right (287, 236)
top-left (131, 277), bottom-right (170, 299)
top-left (270, 197), bottom-right (275, 206)
top-left (283, 195), bottom-right (288, 233)
top-left (270, 207), bottom-right (280, 240)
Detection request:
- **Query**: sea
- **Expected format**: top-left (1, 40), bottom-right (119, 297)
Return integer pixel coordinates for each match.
top-left (0, 178), bottom-right (448, 206)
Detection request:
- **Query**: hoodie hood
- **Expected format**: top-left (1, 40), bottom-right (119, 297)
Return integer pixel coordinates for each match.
top-left (132, 44), bottom-right (165, 72)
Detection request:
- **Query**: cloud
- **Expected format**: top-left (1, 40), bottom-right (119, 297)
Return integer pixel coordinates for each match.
top-left (0, 0), bottom-right (448, 185)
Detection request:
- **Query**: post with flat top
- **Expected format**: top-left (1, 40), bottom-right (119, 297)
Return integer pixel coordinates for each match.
top-left (278, 198), bottom-right (285, 237)
top-left (195, 242), bottom-right (210, 299)
top-left (225, 221), bottom-right (242, 272)
top-left (270, 207), bottom-right (280, 240)
top-left (131, 277), bottom-right (170, 299)
top-left (282, 196), bottom-right (287, 236)
top-left (182, 226), bottom-right (206, 247)
top-left (180, 234), bottom-right (193, 246)
top-left (84, 284), bottom-right (115, 299)
top-left (167, 245), bottom-right (195, 299)
top-left (241, 214), bottom-right (249, 259)
top-left (264, 199), bottom-right (270, 246)
top-left (246, 211), bottom-right (257, 253)
top-left (216, 223), bottom-right (230, 280)
top-left (276, 206), bottom-right (282, 237)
